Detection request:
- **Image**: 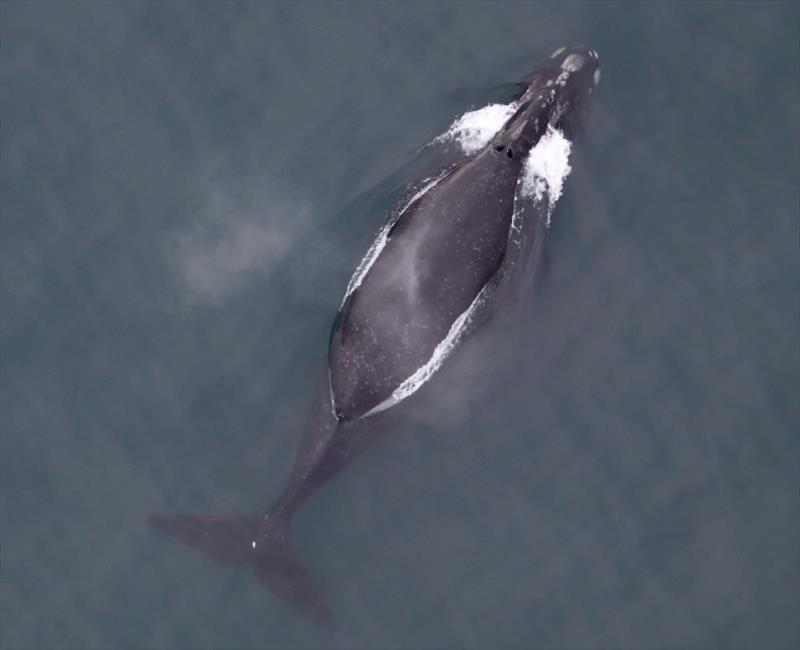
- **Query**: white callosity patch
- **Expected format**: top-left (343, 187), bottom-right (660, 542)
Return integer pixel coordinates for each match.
top-left (561, 53), bottom-right (585, 73)
top-left (433, 102), bottom-right (519, 154)
top-left (553, 51), bottom-right (587, 88)
top-left (594, 68), bottom-right (602, 86)
top-left (520, 126), bottom-right (573, 227)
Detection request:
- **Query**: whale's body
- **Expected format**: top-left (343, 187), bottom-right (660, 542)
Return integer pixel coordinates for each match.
top-left (332, 147), bottom-right (520, 420)
top-left (151, 46), bottom-right (600, 629)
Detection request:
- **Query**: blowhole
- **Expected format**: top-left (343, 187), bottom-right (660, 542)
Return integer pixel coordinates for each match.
top-left (506, 149), bottom-right (514, 159)
top-left (495, 145), bottom-right (506, 151)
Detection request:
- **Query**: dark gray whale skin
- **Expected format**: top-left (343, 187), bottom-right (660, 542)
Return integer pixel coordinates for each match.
top-left (150, 45), bottom-right (599, 630)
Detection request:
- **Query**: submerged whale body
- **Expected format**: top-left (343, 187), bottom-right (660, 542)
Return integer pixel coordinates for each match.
top-left (150, 45), bottom-right (600, 629)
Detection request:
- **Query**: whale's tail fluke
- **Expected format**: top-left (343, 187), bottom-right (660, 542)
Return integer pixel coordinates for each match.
top-left (148, 512), bottom-right (334, 631)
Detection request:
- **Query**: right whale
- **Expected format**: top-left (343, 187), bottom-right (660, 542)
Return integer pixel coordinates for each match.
top-left (150, 45), bottom-right (601, 629)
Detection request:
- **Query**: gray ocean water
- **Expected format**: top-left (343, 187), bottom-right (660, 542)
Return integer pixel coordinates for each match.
top-left (1, 2), bottom-right (798, 649)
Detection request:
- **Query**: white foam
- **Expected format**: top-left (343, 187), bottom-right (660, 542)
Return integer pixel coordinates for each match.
top-left (392, 287), bottom-right (484, 399)
top-left (342, 224), bottom-right (390, 306)
top-left (433, 102), bottom-right (518, 154)
top-left (520, 125), bottom-right (572, 227)
top-left (398, 173), bottom-right (447, 215)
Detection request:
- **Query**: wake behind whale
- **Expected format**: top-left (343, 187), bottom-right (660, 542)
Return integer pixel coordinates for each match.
top-left (150, 45), bottom-right (600, 630)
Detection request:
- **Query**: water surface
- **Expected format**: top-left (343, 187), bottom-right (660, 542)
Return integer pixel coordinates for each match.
top-left (1, 3), bottom-right (798, 649)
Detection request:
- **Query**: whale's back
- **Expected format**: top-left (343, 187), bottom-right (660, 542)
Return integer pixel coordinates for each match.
top-left (329, 148), bottom-right (521, 420)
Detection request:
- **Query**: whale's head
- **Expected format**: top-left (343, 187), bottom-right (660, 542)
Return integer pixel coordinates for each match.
top-left (494, 45), bottom-right (600, 152)
top-left (541, 45), bottom-right (600, 140)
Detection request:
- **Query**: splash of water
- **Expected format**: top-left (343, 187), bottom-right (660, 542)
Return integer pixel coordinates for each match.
top-left (433, 102), bottom-right (519, 154)
top-left (434, 101), bottom-right (573, 228)
top-left (520, 125), bottom-right (573, 226)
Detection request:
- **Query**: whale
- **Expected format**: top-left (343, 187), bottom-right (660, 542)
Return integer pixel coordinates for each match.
top-left (150, 45), bottom-right (600, 630)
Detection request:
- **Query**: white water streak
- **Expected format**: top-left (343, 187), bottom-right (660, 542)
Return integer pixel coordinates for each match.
top-left (341, 173), bottom-right (447, 306)
top-left (361, 285), bottom-right (487, 418)
top-left (392, 287), bottom-right (485, 399)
